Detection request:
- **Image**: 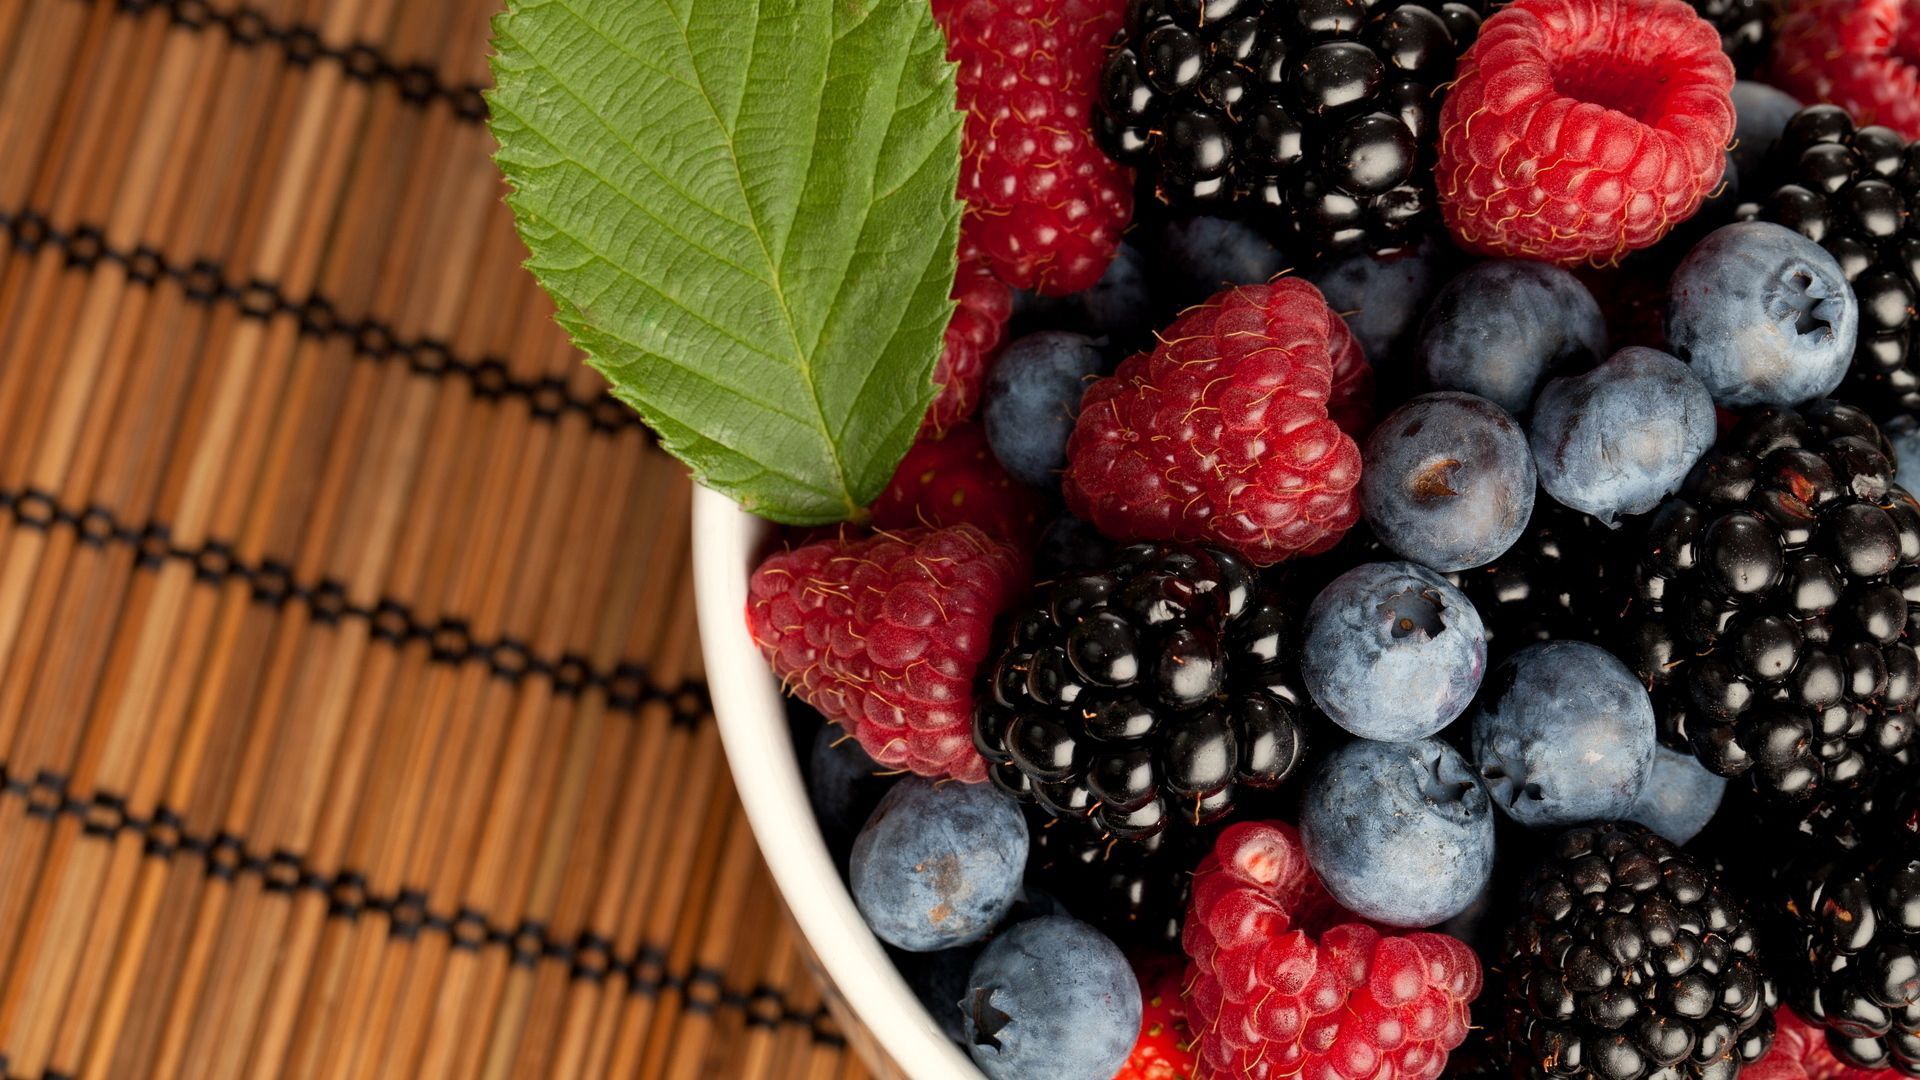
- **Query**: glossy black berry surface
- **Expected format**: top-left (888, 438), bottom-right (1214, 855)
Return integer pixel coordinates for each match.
top-left (1740, 106), bottom-right (1920, 422)
top-left (1447, 497), bottom-right (1624, 661)
top-left (1096, 0), bottom-right (1482, 258)
top-left (1689, 0), bottom-right (1777, 75)
top-left (1622, 401), bottom-right (1920, 811)
top-left (1502, 823), bottom-right (1776, 1080)
top-left (1024, 813), bottom-right (1207, 951)
top-left (973, 542), bottom-right (1312, 841)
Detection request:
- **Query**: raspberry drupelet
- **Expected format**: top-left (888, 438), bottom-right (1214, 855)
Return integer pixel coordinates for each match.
top-left (1436, 0), bottom-right (1737, 265)
top-left (1182, 821), bottom-right (1483, 1080)
top-left (745, 525), bottom-right (1026, 782)
top-left (933, 0), bottom-right (1134, 295)
top-left (925, 260), bottom-right (1014, 436)
top-left (1063, 279), bottom-right (1367, 566)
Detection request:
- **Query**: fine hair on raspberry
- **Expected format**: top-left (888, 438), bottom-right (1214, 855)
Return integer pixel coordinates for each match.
top-left (1436, 0), bottom-right (1737, 265)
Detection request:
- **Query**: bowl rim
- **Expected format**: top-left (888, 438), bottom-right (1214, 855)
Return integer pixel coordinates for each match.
top-left (690, 485), bottom-right (981, 1080)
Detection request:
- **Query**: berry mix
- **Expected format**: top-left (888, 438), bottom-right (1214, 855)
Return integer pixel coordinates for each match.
top-left (744, 0), bottom-right (1920, 1076)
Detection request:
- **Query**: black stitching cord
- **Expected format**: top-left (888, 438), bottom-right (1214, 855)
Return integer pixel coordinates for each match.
top-left (0, 487), bottom-right (711, 726)
top-left (0, 764), bottom-right (844, 1047)
top-left (98, 0), bottom-right (490, 122)
top-left (0, 208), bottom-right (652, 440)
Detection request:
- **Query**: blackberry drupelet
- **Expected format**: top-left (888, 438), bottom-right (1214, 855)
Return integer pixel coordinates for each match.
top-left (1447, 498), bottom-right (1623, 661)
top-left (1689, 0), bottom-right (1778, 76)
top-left (1024, 814), bottom-right (1207, 951)
top-left (1622, 400), bottom-right (1920, 810)
top-left (1762, 807), bottom-right (1920, 1074)
top-left (973, 542), bottom-right (1312, 841)
top-left (1095, 0), bottom-right (1483, 259)
top-left (1739, 106), bottom-right (1920, 421)
top-left (1503, 822), bottom-right (1776, 1080)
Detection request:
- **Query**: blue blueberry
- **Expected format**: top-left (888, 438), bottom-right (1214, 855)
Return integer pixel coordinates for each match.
top-left (1729, 82), bottom-right (1803, 189)
top-left (807, 722), bottom-right (895, 861)
top-left (1308, 237), bottom-right (1444, 367)
top-left (892, 945), bottom-right (978, 1043)
top-left (1014, 243), bottom-right (1157, 356)
top-left (1469, 641), bottom-right (1657, 829)
top-left (1884, 414), bottom-right (1920, 490)
top-left (1530, 347), bottom-right (1717, 523)
top-left (962, 916), bottom-right (1141, 1080)
top-left (1301, 562), bottom-right (1488, 741)
top-left (1417, 260), bottom-right (1608, 416)
top-left (850, 778), bottom-right (1027, 952)
top-left (1157, 215), bottom-right (1289, 306)
top-left (1298, 738), bottom-right (1496, 927)
top-left (983, 332), bottom-right (1106, 488)
top-left (1361, 392), bottom-right (1536, 572)
top-left (1628, 745), bottom-right (1728, 845)
top-left (1668, 221), bottom-right (1859, 407)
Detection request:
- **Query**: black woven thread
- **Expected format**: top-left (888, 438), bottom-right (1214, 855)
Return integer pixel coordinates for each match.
top-left (98, 0), bottom-right (489, 123)
top-left (0, 487), bottom-right (711, 726)
top-left (0, 763), bottom-right (845, 1047)
top-left (0, 207), bottom-right (650, 439)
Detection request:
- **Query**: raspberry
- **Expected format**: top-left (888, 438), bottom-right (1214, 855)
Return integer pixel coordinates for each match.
top-left (1182, 821), bottom-right (1483, 1080)
top-left (926, 260), bottom-right (1014, 435)
top-left (1063, 280), bottom-right (1365, 566)
top-left (1436, 0), bottom-right (1736, 265)
top-left (1748, 1007), bottom-right (1905, 1080)
top-left (1772, 0), bottom-right (1920, 141)
top-left (870, 420), bottom-right (1041, 546)
top-left (745, 525), bottom-right (1025, 782)
top-left (933, 0), bottom-right (1134, 295)
top-left (1115, 958), bottom-right (1198, 1080)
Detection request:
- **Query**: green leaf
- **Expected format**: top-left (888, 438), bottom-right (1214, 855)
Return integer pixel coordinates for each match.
top-left (489, 0), bottom-right (962, 524)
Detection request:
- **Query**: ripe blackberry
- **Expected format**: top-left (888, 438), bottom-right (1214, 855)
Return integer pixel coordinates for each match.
top-left (1739, 106), bottom-right (1920, 421)
top-left (1447, 498), bottom-right (1623, 661)
top-left (1095, 0), bottom-right (1483, 259)
top-left (1502, 822), bottom-right (1777, 1079)
top-left (973, 542), bottom-right (1312, 841)
top-left (1761, 808), bottom-right (1920, 1074)
top-left (1691, 0), bottom-right (1778, 75)
top-left (1024, 814), bottom-right (1207, 951)
top-left (1622, 400), bottom-right (1920, 809)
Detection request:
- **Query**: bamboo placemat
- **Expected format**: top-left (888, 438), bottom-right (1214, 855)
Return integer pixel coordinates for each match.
top-left (0, 2), bottom-right (866, 1076)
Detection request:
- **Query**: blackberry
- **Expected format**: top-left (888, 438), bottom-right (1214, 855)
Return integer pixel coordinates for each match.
top-left (1095, 0), bottom-right (1483, 259)
top-left (1689, 0), bottom-right (1778, 76)
top-left (973, 542), bottom-right (1312, 841)
top-left (1447, 498), bottom-right (1623, 661)
top-left (1762, 808), bottom-right (1920, 1074)
top-left (1738, 106), bottom-right (1920, 422)
top-left (1622, 400), bottom-right (1920, 810)
top-left (1024, 814), bottom-right (1206, 951)
top-left (1502, 822), bottom-right (1776, 1080)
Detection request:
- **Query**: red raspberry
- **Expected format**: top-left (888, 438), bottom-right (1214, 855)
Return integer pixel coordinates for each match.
top-left (1182, 822), bottom-right (1483, 1080)
top-left (933, 0), bottom-right (1134, 295)
top-left (1436, 0), bottom-right (1735, 265)
top-left (1747, 1007), bottom-right (1901, 1080)
top-left (1115, 958), bottom-right (1198, 1080)
top-left (1773, 0), bottom-right (1920, 141)
top-left (927, 260), bottom-right (1014, 435)
top-left (870, 420), bottom-right (1042, 546)
top-left (746, 526), bottom-right (1025, 782)
top-left (1062, 280), bottom-right (1364, 566)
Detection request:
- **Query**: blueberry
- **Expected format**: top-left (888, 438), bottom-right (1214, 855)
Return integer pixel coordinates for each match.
top-left (1298, 738), bottom-right (1496, 927)
top-left (1301, 561), bottom-right (1487, 741)
top-left (1469, 641), bottom-right (1657, 829)
top-left (1014, 243), bottom-right (1157, 356)
top-left (1667, 221), bottom-right (1859, 407)
top-left (1156, 215), bottom-right (1289, 306)
top-left (1307, 236), bottom-right (1443, 367)
top-left (962, 916), bottom-right (1141, 1080)
top-left (1885, 414), bottom-right (1920, 489)
top-left (1627, 745), bottom-right (1728, 845)
top-left (1530, 347), bottom-right (1717, 523)
top-left (893, 945), bottom-right (978, 1043)
top-left (984, 332), bottom-right (1107, 488)
top-left (1035, 513), bottom-right (1117, 576)
top-left (1361, 392), bottom-right (1536, 572)
top-left (807, 723), bottom-right (895, 861)
top-left (1417, 260), bottom-right (1608, 416)
top-left (1729, 81), bottom-right (1803, 190)
top-left (850, 778), bottom-right (1027, 952)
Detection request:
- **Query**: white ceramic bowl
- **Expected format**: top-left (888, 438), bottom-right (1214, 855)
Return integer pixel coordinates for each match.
top-left (692, 486), bottom-right (981, 1080)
